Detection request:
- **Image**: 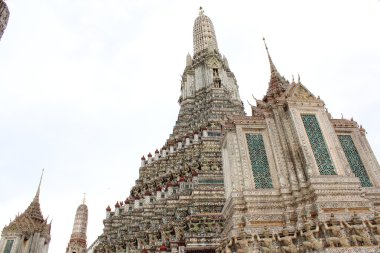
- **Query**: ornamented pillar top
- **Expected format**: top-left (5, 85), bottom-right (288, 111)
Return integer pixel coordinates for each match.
top-left (193, 7), bottom-right (219, 55)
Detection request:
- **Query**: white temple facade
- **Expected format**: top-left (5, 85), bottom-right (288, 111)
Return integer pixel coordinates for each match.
top-left (220, 40), bottom-right (380, 252)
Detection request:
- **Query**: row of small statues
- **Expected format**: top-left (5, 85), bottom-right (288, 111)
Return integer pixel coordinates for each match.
top-left (132, 158), bottom-right (221, 199)
top-left (218, 213), bottom-right (380, 253)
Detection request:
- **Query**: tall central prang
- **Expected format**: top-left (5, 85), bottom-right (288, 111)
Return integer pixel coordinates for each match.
top-left (173, 7), bottom-right (244, 137)
top-left (92, 8), bottom-right (245, 253)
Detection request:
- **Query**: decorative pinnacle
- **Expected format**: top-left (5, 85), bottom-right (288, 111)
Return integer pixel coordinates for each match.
top-left (263, 37), bottom-right (268, 50)
top-left (262, 37), bottom-right (289, 99)
top-left (35, 168), bottom-right (44, 201)
top-left (83, 193), bottom-right (86, 204)
top-left (263, 37), bottom-right (278, 74)
top-left (199, 6), bottom-right (204, 16)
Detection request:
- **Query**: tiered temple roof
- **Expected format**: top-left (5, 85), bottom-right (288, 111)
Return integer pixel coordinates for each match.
top-left (1, 172), bottom-right (51, 242)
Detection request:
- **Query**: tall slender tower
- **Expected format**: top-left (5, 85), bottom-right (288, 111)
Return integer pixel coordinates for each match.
top-left (0, 171), bottom-right (51, 253)
top-left (0, 0), bottom-right (9, 40)
top-left (66, 195), bottom-right (88, 253)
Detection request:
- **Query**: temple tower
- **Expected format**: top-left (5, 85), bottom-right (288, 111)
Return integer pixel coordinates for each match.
top-left (220, 39), bottom-right (380, 252)
top-left (0, 171), bottom-right (51, 253)
top-left (0, 0), bottom-right (9, 40)
top-left (66, 195), bottom-right (88, 253)
top-left (174, 7), bottom-right (243, 137)
top-left (93, 8), bottom-right (245, 253)
top-left (91, 7), bottom-right (380, 253)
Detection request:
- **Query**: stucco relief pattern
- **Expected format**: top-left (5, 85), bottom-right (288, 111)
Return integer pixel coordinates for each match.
top-left (236, 126), bottom-right (254, 189)
top-left (267, 112), bottom-right (293, 188)
top-left (280, 108), bottom-right (307, 185)
top-left (289, 107), bottom-right (319, 177)
top-left (317, 110), bottom-right (350, 176)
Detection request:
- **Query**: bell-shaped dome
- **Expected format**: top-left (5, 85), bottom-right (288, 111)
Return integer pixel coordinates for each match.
top-left (193, 7), bottom-right (219, 54)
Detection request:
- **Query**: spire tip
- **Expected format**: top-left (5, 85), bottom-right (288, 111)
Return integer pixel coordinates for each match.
top-left (35, 168), bottom-right (44, 200)
top-left (39, 168), bottom-right (44, 186)
top-left (263, 37), bottom-right (268, 50)
top-left (199, 6), bottom-right (204, 16)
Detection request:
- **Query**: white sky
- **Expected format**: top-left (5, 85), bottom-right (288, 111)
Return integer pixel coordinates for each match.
top-left (0, 0), bottom-right (379, 252)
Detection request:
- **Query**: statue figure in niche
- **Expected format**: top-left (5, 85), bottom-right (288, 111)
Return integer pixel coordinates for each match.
top-left (255, 226), bottom-right (277, 253)
top-left (224, 237), bottom-right (235, 253)
top-left (300, 221), bottom-right (323, 251)
top-left (343, 213), bottom-right (372, 246)
top-left (236, 232), bottom-right (255, 253)
top-left (366, 212), bottom-right (380, 244)
top-left (174, 221), bottom-right (187, 240)
top-left (276, 227), bottom-right (298, 253)
top-left (323, 214), bottom-right (350, 247)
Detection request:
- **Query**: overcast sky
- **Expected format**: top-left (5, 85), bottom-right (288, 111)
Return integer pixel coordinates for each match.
top-left (0, 0), bottom-right (379, 252)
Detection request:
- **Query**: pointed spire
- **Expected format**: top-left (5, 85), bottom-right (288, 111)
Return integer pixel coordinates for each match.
top-left (262, 38), bottom-right (289, 99)
top-left (34, 168), bottom-right (44, 202)
top-left (83, 193), bottom-right (86, 205)
top-left (23, 169), bottom-right (45, 222)
top-left (1, 169), bottom-right (51, 240)
top-left (263, 37), bottom-right (279, 75)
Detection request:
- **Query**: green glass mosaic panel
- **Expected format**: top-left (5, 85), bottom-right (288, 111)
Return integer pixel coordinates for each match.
top-left (3, 240), bottom-right (13, 253)
top-left (338, 135), bottom-right (372, 187)
top-left (301, 115), bottom-right (336, 175)
top-left (246, 134), bottom-right (273, 189)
